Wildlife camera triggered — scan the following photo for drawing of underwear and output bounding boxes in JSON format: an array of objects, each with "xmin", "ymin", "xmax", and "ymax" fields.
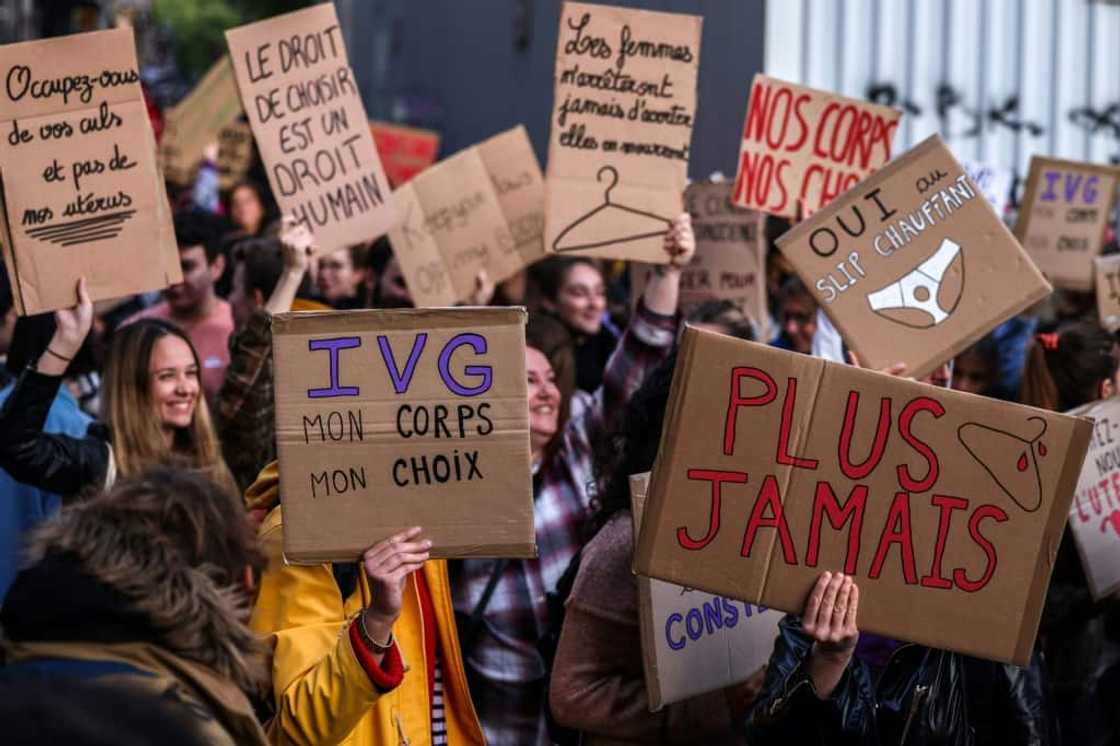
[
  {"xmin": 958, "ymin": 416, "xmax": 1048, "ymax": 513},
  {"xmin": 865, "ymin": 239, "xmax": 964, "ymax": 329}
]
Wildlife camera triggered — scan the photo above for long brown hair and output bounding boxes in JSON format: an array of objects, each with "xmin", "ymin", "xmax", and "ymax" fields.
[
  {"xmin": 103, "ymin": 319, "xmax": 231, "ymax": 487},
  {"xmin": 1020, "ymin": 323, "xmax": 1119, "ymax": 411},
  {"xmin": 526, "ymin": 312, "xmax": 576, "ymax": 465}
]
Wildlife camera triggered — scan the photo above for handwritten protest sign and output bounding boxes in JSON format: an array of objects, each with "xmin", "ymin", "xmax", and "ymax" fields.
[
  {"xmin": 1014, "ymin": 156, "xmax": 1120, "ymax": 291},
  {"xmin": 632, "ymin": 180, "xmax": 768, "ymax": 335},
  {"xmin": 631, "ymin": 472, "xmax": 779, "ymax": 710},
  {"xmin": 1067, "ymin": 397, "xmax": 1120, "ymax": 599},
  {"xmin": 545, "ymin": 2, "xmax": 700, "ymax": 262},
  {"xmin": 0, "ymin": 28, "xmax": 180, "ymax": 315},
  {"xmin": 369, "ymin": 121, "xmax": 440, "ymax": 188},
  {"xmin": 216, "ymin": 120, "xmax": 254, "ymax": 190},
  {"xmin": 159, "ymin": 56, "xmax": 243, "ymax": 186},
  {"xmin": 271, "ymin": 307, "xmax": 535, "ymax": 563},
  {"xmin": 226, "ymin": 3, "xmax": 396, "ymax": 255},
  {"xmin": 959, "ymin": 158, "xmax": 1014, "ymax": 214},
  {"xmin": 776, "ymin": 134, "xmax": 1051, "ymax": 380},
  {"xmin": 389, "ymin": 129, "xmax": 540, "ymax": 307},
  {"xmin": 478, "ymin": 125, "xmax": 546, "ymax": 267},
  {"xmin": 1094, "ymin": 254, "xmax": 1120, "ymax": 330},
  {"xmin": 634, "ymin": 328, "xmax": 1091, "ymax": 665},
  {"xmin": 732, "ymin": 75, "xmax": 901, "ymax": 219}
]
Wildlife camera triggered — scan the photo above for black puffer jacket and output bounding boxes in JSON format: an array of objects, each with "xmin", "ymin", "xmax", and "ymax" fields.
[
  {"xmin": 0, "ymin": 369, "xmax": 109, "ymax": 497},
  {"xmin": 745, "ymin": 615, "xmax": 1052, "ymax": 746}
]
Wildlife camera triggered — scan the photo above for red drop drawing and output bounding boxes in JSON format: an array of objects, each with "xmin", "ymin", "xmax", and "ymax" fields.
[
  {"xmin": 1038, "ymin": 442, "xmax": 1047, "ymax": 457},
  {"xmin": 1017, "ymin": 453, "xmax": 1029, "ymax": 472}
]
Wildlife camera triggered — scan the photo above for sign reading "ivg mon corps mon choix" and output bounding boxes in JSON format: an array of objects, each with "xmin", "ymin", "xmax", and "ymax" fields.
[
  {"xmin": 731, "ymin": 74, "xmax": 901, "ymax": 219},
  {"xmin": 634, "ymin": 328, "xmax": 1091, "ymax": 666}
]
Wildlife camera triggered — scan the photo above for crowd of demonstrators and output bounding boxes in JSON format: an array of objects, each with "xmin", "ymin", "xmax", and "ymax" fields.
[{"xmin": 0, "ymin": 151, "xmax": 1118, "ymax": 746}]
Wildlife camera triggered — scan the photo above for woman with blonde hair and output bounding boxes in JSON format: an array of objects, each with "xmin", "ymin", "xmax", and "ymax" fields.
[{"xmin": 0, "ymin": 277, "xmax": 233, "ymax": 497}]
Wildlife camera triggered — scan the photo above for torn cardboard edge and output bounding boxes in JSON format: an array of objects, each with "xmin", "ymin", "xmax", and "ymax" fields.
[{"xmin": 633, "ymin": 326, "xmax": 1092, "ymax": 666}]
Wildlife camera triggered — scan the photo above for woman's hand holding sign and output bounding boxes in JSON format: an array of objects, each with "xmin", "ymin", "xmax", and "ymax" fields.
[
  {"xmin": 803, "ymin": 571, "xmax": 860, "ymax": 699},
  {"xmin": 360, "ymin": 527, "xmax": 432, "ymax": 663}
]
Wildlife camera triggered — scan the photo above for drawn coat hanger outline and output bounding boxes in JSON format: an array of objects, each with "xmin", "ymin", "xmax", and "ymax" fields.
[{"xmin": 552, "ymin": 165, "xmax": 672, "ymax": 253}]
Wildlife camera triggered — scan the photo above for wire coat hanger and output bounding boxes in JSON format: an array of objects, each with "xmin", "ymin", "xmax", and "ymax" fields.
[{"xmin": 552, "ymin": 165, "xmax": 672, "ymax": 253}]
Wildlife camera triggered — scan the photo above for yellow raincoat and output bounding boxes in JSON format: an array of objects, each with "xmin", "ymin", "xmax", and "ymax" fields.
[{"xmin": 247, "ymin": 462, "xmax": 486, "ymax": 745}]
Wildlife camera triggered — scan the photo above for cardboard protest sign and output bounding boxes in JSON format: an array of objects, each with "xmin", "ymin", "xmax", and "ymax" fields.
[
  {"xmin": 0, "ymin": 28, "xmax": 181, "ymax": 315},
  {"xmin": 216, "ymin": 120, "xmax": 255, "ymax": 191},
  {"xmin": 1066, "ymin": 398, "xmax": 1120, "ymax": 600},
  {"xmin": 226, "ymin": 3, "xmax": 396, "ymax": 255},
  {"xmin": 388, "ymin": 146, "xmax": 522, "ymax": 308},
  {"xmin": 632, "ymin": 180, "xmax": 768, "ymax": 335},
  {"xmin": 159, "ymin": 56, "xmax": 243, "ymax": 186},
  {"xmin": 732, "ymin": 75, "xmax": 901, "ymax": 219},
  {"xmin": 776, "ymin": 134, "xmax": 1051, "ymax": 380},
  {"xmin": 633, "ymin": 327, "xmax": 1092, "ymax": 665},
  {"xmin": 369, "ymin": 121, "xmax": 440, "ymax": 188},
  {"xmin": 478, "ymin": 125, "xmax": 546, "ymax": 267},
  {"xmin": 545, "ymin": 2, "xmax": 700, "ymax": 262},
  {"xmin": 271, "ymin": 307, "xmax": 535, "ymax": 563},
  {"xmin": 1094, "ymin": 254, "xmax": 1120, "ymax": 330},
  {"xmin": 1014, "ymin": 156, "xmax": 1120, "ymax": 291},
  {"xmin": 959, "ymin": 159, "xmax": 1014, "ymax": 214},
  {"xmin": 631, "ymin": 472, "xmax": 780, "ymax": 711}
]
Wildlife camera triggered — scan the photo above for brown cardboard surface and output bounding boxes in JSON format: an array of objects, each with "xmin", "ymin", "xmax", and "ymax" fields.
[
  {"xmin": 387, "ymin": 145, "xmax": 522, "ymax": 307},
  {"xmin": 732, "ymin": 74, "xmax": 901, "ymax": 219},
  {"xmin": 272, "ymin": 307, "xmax": 536, "ymax": 563},
  {"xmin": 226, "ymin": 3, "xmax": 396, "ymax": 255},
  {"xmin": 1094, "ymin": 254, "xmax": 1120, "ymax": 331},
  {"xmin": 1014, "ymin": 157, "xmax": 1120, "ymax": 291},
  {"xmin": 776, "ymin": 134, "xmax": 1052, "ymax": 380},
  {"xmin": 1066, "ymin": 398, "xmax": 1120, "ymax": 600},
  {"xmin": 369, "ymin": 121, "xmax": 440, "ymax": 188},
  {"xmin": 631, "ymin": 472, "xmax": 780, "ymax": 711},
  {"xmin": 159, "ymin": 56, "xmax": 243, "ymax": 186},
  {"xmin": 0, "ymin": 28, "xmax": 181, "ymax": 315},
  {"xmin": 477, "ymin": 125, "xmax": 546, "ymax": 267},
  {"xmin": 216, "ymin": 120, "xmax": 255, "ymax": 191},
  {"xmin": 632, "ymin": 180, "xmax": 768, "ymax": 336},
  {"xmin": 544, "ymin": 2, "xmax": 700, "ymax": 262},
  {"xmin": 633, "ymin": 327, "xmax": 1092, "ymax": 665}
]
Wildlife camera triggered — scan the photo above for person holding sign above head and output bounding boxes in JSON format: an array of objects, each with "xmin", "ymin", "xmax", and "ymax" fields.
[
  {"xmin": 453, "ymin": 214, "xmax": 695, "ymax": 745},
  {"xmin": 0, "ymin": 278, "xmax": 234, "ymax": 499},
  {"xmin": 1020, "ymin": 324, "xmax": 1120, "ymax": 746},
  {"xmin": 745, "ymin": 571, "xmax": 1050, "ymax": 745},
  {"xmin": 245, "ymin": 463, "xmax": 487, "ymax": 745}
]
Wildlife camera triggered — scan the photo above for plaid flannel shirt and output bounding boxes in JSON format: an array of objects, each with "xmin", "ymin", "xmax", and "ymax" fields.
[
  {"xmin": 214, "ymin": 310, "xmax": 275, "ymax": 493},
  {"xmin": 452, "ymin": 301, "xmax": 678, "ymax": 689}
]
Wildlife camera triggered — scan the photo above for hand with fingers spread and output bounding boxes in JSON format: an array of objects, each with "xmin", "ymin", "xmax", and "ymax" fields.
[
  {"xmin": 802, "ymin": 571, "xmax": 860, "ymax": 699},
  {"xmin": 360, "ymin": 527, "xmax": 432, "ymax": 657},
  {"xmin": 264, "ymin": 216, "xmax": 315, "ymax": 315}
]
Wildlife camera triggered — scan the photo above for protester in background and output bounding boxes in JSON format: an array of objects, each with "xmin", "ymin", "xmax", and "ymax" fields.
[
  {"xmin": 550, "ymin": 347, "xmax": 760, "ymax": 745},
  {"xmin": 0, "ymin": 267, "xmax": 15, "ymax": 387},
  {"xmin": 773, "ymin": 276, "xmax": 817, "ymax": 354},
  {"xmin": 494, "ymin": 269, "xmax": 530, "ymax": 307},
  {"xmin": 246, "ymin": 470, "xmax": 487, "ymax": 745},
  {"xmin": 218, "ymin": 221, "xmax": 321, "ymax": 493},
  {"xmin": 370, "ymin": 239, "xmax": 414, "ymax": 309},
  {"xmin": 686, "ymin": 299, "xmax": 758, "ymax": 341},
  {"xmin": 745, "ymin": 572, "xmax": 1049, "ymax": 745},
  {"xmin": 226, "ymin": 179, "xmax": 272, "ymax": 238},
  {"xmin": 124, "ymin": 211, "xmax": 234, "ymax": 404},
  {"xmin": 0, "ymin": 278, "xmax": 234, "ymax": 497},
  {"xmin": 316, "ymin": 243, "xmax": 371, "ymax": 309},
  {"xmin": 0, "ymin": 468, "xmax": 269, "ymax": 745},
  {"xmin": 0, "ymin": 315, "xmax": 93, "ymax": 601},
  {"xmin": 454, "ymin": 215, "xmax": 694, "ymax": 745},
  {"xmin": 953, "ymin": 334, "xmax": 1001, "ymax": 397},
  {"xmin": 533, "ymin": 256, "xmax": 619, "ymax": 393},
  {"xmin": 1021, "ymin": 324, "xmax": 1120, "ymax": 746}
]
